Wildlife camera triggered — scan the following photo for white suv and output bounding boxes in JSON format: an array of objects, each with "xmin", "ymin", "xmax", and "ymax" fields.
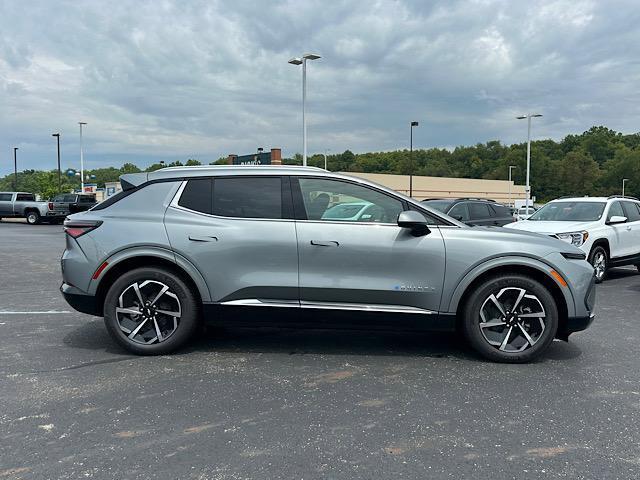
[{"xmin": 505, "ymin": 196, "xmax": 640, "ymax": 283}]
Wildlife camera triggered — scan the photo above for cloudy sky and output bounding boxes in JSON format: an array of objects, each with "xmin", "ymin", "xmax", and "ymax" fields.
[{"xmin": 1, "ymin": 0, "xmax": 639, "ymax": 174}]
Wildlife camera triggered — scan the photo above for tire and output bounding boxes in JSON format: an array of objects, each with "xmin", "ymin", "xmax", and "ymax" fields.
[
  {"xmin": 25, "ymin": 210, "xmax": 41, "ymax": 225},
  {"xmin": 588, "ymin": 245, "xmax": 608, "ymax": 283},
  {"xmin": 103, "ymin": 267, "xmax": 200, "ymax": 355},
  {"xmin": 461, "ymin": 274, "xmax": 559, "ymax": 363}
]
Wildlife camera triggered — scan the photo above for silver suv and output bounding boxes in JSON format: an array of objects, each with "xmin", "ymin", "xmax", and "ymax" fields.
[{"xmin": 60, "ymin": 166, "xmax": 596, "ymax": 362}]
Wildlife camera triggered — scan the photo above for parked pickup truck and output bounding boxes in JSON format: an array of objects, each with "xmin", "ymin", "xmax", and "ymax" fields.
[
  {"xmin": 50, "ymin": 193, "xmax": 97, "ymax": 217},
  {"xmin": 0, "ymin": 191, "xmax": 62, "ymax": 224}
]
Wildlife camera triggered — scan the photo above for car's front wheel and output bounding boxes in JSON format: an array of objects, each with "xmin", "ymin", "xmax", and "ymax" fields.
[
  {"xmin": 103, "ymin": 267, "xmax": 200, "ymax": 355},
  {"xmin": 588, "ymin": 245, "xmax": 607, "ymax": 283},
  {"xmin": 462, "ymin": 274, "xmax": 559, "ymax": 363}
]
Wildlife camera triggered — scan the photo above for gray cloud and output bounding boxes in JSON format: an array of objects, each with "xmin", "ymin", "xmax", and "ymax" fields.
[{"xmin": 1, "ymin": 0, "xmax": 639, "ymax": 173}]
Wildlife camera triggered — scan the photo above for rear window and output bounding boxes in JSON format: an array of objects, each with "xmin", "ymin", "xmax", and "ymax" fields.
[
  {"xmin": 490, "ymin": 204, "xmax": 510, "ymax": 217},
  {"xmin": 79, "ymin": 195, "xmax": 96, "ymax": 203},
  {"xmin": 16, "ymin": 193, "xmax": 35, "ymax": 201},
  {"xmin": 213, "ymin": 177, "xmax": 282, "ymax": 219},
  {"xmin": 178, "ymin": 178, "xmax": 213, "ymax": 214},
  {"xmin": 622, "ymin": 201, "xmax": 640, "ymax": 222}
]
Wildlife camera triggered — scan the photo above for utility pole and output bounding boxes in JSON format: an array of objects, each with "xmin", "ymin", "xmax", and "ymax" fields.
[
  {"xmin": 52, "ymin": 133, "xmax": 61, "ymax": 193},
  {"xmin": 13, "ymin": 147, "xmax": 18, "ymax": 190},
  {"xmin": 409, "ymin": 121, "xmax": 419, "ymax": 197}
]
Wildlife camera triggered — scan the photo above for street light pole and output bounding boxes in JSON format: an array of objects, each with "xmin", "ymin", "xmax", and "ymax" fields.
[
  {"xmin": 323, "ymin": 149, "xmax": 330, "ymax": 170},
  {"xmin": 79, "ymin": 122, "xmax": 87, "ymax": 192},
  {"xmin": 516, "ymin": 114, "xmax": 542, "ymax": 214},
  {"xmin": 622, "ymin": 178, "xmax": 629, "ymax": 197},
  {"xmin": 288, "ymin": 53, "xmax": 321, "ymax": 166},
  {"xmin": 13, "ymin": 147, "xmax": 18, "ymax": 190},
  {"xmin": 52, "ymin": 134, "xmax": 61, "ymax": 193},
  {"xmin": 409, "ymin": 121, "xmax": 419, "ymax": 197},
  {"xmin": 508, "ymin": 165, "xmax": 517, "ymax": 207}
]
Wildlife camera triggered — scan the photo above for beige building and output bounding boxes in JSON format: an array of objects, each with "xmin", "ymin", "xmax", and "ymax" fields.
[{"xmin": 341, "ymin": 172, "xmax": 527, "ymax": 205}]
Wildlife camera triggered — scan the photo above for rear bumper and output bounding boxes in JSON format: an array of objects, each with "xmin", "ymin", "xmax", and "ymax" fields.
[{"xmin": 60, "ymin": 283, "xmax": 100, "ymax": 316}]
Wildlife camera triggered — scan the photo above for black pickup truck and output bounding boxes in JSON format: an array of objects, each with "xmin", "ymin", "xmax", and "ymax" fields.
[{"xmin": 51, "ymin": 193, "xmax": 97, "ymax": 218}]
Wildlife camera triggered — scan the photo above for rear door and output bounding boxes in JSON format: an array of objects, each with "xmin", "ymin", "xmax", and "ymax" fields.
[
  {"xmin": 164, "ymin": 176, "xmax": 299, "ymax": 305},
  {"xmin": 489, "ymin": 203, "xmax": 513, "ymax": 226},
  {"xmin": 293, "ymin": 176, "xmax": 446, "ymax": 314},
  {"xmin": 0, "ymin": 193, "xmax": 14, "ymax": 215},
  {"xmin": 606, "ymin": 201, "xmax": 634, "ymax": 258},
  {"xmin": 467, "ymin": 202, "xmax": 494, "ymax": 226}
]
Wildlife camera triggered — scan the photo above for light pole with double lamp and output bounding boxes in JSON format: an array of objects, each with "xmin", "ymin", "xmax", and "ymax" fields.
[
  {"xmin": 516, "ymin": 113, "xmax": 542, "ymax": 214},
  {"xmin": 52, "ymin": 133, "xmax": 61, "ymax": 193},
  {"xmin": 409, "ymin": 121, "xmax": 419, "ymax": 197},
  {"xmin": 288, "ymin": 53, "xmax": 321, "ymax": 167}
]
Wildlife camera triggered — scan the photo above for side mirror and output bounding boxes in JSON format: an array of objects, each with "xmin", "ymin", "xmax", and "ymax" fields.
[
  {"xmin": 608, "ymin": 215, "xmax": 627, "ymax": 225},
  {"xmin": 397, "ymin": 210, "xmax": 430, "ymax": 236}
]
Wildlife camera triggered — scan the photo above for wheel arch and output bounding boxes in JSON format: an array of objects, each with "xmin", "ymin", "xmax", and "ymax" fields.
[
  {"xmin": 91, "ymin": 248, "xmax": 211, "ymax": 316},
  {"xmin": 588, "ymin": 238, "xmax": 610, "ymax": 258},
  {"xmin": 447, "ymin": 259, "xmax": 572, "ymax": 338}
]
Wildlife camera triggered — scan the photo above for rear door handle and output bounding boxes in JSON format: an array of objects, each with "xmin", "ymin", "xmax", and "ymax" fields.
[
  {"xmin": 310, "ymin": 240, "xmax": 339, "ymax": 247},
  {"xmin": 188, "ymin": 235, "xmax": 218, "ymax": 242}
]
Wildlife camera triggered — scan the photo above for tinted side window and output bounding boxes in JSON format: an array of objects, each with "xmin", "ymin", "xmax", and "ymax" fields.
[
  {"xmin": 213, "ymin": 177, "xmax": 282, "ymax": 219},
  {"xmin": 0, "ymin": 193, "xmax": 12, "ymax": 201},
  {"xmin": 468, "ymin": 202, "xmax": 492, "ymax": 219},
  {"xmin": 179, "ymin": 178, "xmax": 213, "ymax": 214},
  {"xmin": 16, "ymin": 194, "xmax": 35, "ymax": 201},
  {"xmin": 607, "ymin": 201, "xmax": 624, "ymax": 221},
  {"xmin": 448, "ymin": 203, "xmax": 469, "ymax": 221},
  {"xmin": 622, "ymin": 201, "xmax": 640, "ymax": 222},
  {"xmin": 79, "ymin": 195, "xmax": 95, "ymax": 203},
  {"xmin": 490, "ymin": 204, "xmax": 510, "ymax": 217},
  {"xmin": 63, "ymin": 195, "xmax": 77, "ymax": 202}
]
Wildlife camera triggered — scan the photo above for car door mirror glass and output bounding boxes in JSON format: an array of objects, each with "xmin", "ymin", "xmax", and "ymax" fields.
[{"xmin": 608, "ymin": 215, "xmax": 627, "ymax": 225}]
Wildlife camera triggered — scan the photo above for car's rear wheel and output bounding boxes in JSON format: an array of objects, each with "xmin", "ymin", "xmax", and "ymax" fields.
[
  {"xmin": 25, "ymin": 211, "xmax": 41, "ymax": 225},
  {"xmin": 462, "ymin": 274, "xmax": 559, "ymax": 363},
  {"xmin": 103, "ymin": 267, "xmax": 199, "ymax": 355},
  {"xmin": 588, "ymin": 245, "xmax": 607, "ymax": 283}
]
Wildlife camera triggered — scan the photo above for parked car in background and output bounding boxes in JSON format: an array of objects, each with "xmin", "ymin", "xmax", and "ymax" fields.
[
  {"xmin": 422, "ymin": 198, "xmax": 514, "ymax": 226},
  {"xmin": 505, "ymin": 196, "xmax": 640, "ymax": 283},
  {"xmin": 61, "ymin": 166, "xmax": 595, "ymax": 363},
  {"xmin": 515, "ymin": 206, "xmax": 538, "ymax": 221},
  {"xmin": 51, "ymin": 193, "xmax": 97, "ymax": 218},
  {"xmin": 0, "ymin": 191, "xmax": 61, "ymax": 224}
]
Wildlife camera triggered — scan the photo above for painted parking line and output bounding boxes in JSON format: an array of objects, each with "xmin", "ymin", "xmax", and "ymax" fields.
[{"xmin": 0, "ymin": 311, "xmax": 72, "ymax": 315}]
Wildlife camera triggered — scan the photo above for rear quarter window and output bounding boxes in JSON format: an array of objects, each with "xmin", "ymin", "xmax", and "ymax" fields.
[
  {"xmin": 0, "ymin": 193, "xmax": 12, "ymax": 201},
  {"xmin": 178, "ymin": 178, "xmax": 213, "ymax": 214}
]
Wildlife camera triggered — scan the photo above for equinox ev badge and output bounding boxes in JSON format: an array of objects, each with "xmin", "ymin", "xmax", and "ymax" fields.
[{"xmin": 394, "ymin": 285, "xmax": 436, "ymax": 292}]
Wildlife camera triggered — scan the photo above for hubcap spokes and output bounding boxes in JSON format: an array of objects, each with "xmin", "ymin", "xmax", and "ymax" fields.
[
  {"xmin": 479, "ymin": 287, "xmax": 546, "ymax": 353},
  {"xmin": 593, "ymin": 253, "xmax": 606, "ymax": 279},
  {"xmin": 116, "ymin": 280, "xmax": 181, "ymax": 345}
]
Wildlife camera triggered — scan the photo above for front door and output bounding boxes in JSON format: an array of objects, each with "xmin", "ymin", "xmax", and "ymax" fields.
[
  {"xmin": 293, "ymin": 177, "xmax": 446, "ymax": 313},
  {"xmin": 165, "ymin": 176, "xmax": 299, "ymax": 305}
]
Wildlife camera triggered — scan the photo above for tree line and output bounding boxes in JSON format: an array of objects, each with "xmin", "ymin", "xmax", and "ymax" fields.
[{"xmin": 2, "ymin": 126, "xmax": 639, "ymax": 201}]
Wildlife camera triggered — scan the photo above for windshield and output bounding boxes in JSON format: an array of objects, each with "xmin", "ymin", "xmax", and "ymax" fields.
[
  {"xmin": 423, "ymin": 200, "xmax": 453, "ymax": 213},
  {"xmin": 528, "ymin": 201, "xmax": 605, "ymax": 221},
  {"xmin": 322, "ymin": 203, "xmax": 368, "ymax": 219}
]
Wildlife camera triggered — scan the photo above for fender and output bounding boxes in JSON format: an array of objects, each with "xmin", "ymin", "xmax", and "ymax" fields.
[
  {"xmin": 443, "ymin": 255, "xmax": 577, "ymax": 317},
  {"xmin": 86, "ymin": 245, "xmax": 212, "ymax": 302}
]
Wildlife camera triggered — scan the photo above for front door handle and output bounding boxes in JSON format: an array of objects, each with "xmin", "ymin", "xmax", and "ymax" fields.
[
  {"xmin": 310, "ymin": 240, "xmax": 339, "ymax": 247},
  {"xmin": 188, "ymin": 235, "xmax": 218, "ymax": 242},
  {"xmin": 626, "ymin": 226, "xmax": 632, "ymax": 231}
]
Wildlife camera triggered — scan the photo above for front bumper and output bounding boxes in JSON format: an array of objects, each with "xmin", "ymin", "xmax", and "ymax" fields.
[{"xmin": 61, "ymin": 283, "xmax": 100, "ymax": 316}]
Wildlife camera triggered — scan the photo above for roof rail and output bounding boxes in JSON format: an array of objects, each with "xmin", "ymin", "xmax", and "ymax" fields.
[
  {"xmin": 455, "ymin": 197, "xmax": 497, "ymax": 202},
  {"xmin": 608, "ymin": 195, "xmax": 639, "ymax": 201}
]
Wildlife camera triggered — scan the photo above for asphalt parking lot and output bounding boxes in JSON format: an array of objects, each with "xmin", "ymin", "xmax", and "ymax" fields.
[{"xmin": 1, "ymin": 221, "xmax": 639, "ymax": 479}]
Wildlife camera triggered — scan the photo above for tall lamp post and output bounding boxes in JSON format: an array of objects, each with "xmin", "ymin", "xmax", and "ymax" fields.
[
  {"xmin": 409, "ymin": 121, "xmax": 419, "ymax": 197},
  {"xmin": 516, "ymin": 113, "xmax": 542, "ymax": 214},
  {"xmin": 288, "ymin": 53, "xmax": 321, "ymax": 166},
  {"xmin": 622, "ymin": 178, "xmax": 629, "ymax": 197},
  {"xmin": 52, "ymin": 133, "xmax": 61, "ymax": 193},
  {"xmin": 79, "ymin": 122, "xmax": 87, "ymax": 192},
  {"xmin": 323, "ymin": 149, "xmax": 330, "ymax": 170},
  {"xmin": 13, "ymin": 147, "xmax": 18, "ymax": 190},
  {"xmin": 508, "ymin": 165, "xmax": 517, "ymax": 207}
]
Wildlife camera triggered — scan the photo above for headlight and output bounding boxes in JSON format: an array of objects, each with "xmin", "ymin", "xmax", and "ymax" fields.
[{"xmin": 556, "ymin": 231, "xmax": 589, "ymax": 247}]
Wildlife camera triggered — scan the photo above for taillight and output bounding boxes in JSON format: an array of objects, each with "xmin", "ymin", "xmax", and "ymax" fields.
[
  {"xmin": 48, "ymin": 202, "xmax": 54, "ymax": 210},
  {"xmin": 64, "ymin": 220, "xmax": 102, "ymax": 238}
]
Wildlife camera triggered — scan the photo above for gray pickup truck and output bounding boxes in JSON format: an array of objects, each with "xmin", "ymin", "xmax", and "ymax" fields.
[{"xmin": 0, "ymin": 191, "xmax": 63, "ymax": 224}]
